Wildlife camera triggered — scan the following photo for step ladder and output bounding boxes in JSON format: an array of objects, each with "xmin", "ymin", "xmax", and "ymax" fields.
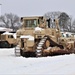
[{"xmin": 15, "ymin": 45, "xmax": 20, "ymax": 56}]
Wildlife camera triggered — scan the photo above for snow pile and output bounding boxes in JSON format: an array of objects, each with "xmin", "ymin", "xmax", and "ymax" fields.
[
  {"xmin": 34, "ymin": 27, "xmax": 44, "ymax": 31},
  {"xmin": 20, "ymin": 35, "xmax": 34, "ymax": 41}
]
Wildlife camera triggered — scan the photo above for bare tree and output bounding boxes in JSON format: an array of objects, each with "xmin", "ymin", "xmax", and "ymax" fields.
[
  {"xmin": 64, "ymin": 16, "xmax": 75, "ymax": 32},
  {"xmin": 0, "ymin": 13, "xmax": 21, "ymax": 31},
  {"xmin": 58, "ymin": 12, "xmax": 70, "ymax": 31},
  {"xmin": 0, "ymin": 14, "xmax": 9, "ymax": 28},
  {"xmin": 71, "ymin": 18, "xmax": 75, "ymax": 32},
  {"xmin": 44, "ymin": 11, "xmax": 71, "ymax": 32},
  {"xmin": 44, "ymin": 11, "xmax": 61, "ymax": 28}
]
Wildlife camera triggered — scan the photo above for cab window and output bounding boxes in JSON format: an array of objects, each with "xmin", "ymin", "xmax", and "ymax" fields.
[
  {"xmin": 66, "ymin": 34, "xmax": 69, "ymax": 37},
  {"xmin": 8, "ymin": 35, "xmax": 13, "ymax": 38},
  {"xmin": 25, "ymin": 19, "xmax": 37, "ymax": 27}
]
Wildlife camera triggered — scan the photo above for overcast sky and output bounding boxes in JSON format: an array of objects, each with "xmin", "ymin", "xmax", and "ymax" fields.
[{"xmin": 0, "ymin": 0, "xmax": 75, "ymax": 17}]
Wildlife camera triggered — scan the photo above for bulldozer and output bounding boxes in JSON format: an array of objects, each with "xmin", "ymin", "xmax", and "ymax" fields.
[
  {"xmin": 0, "ymin": 32, "xmax": 16, "ymax": 48},
  {"xmin": 15, "ymin": 16, "xmax": 75, "ymax": 57}
]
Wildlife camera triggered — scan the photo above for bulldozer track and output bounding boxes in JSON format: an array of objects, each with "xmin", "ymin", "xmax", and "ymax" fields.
[
  {"xmin": 36, "ymin": 36, "xmax": 48, "ymax": 57},
  {"xmin": 35, "ymin": 36, "xmax": 64, "ymax": 57},
  {"xmin": 15, "ymin": 45, "xmax": 20, "ymax": 56}
]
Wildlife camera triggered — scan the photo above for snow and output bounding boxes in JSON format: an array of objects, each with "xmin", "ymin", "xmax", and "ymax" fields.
[
  {"xmin": 0, "ymin": 27, "xmax": 13, "ymax": 31},
  {"xmin": 2, "ymin": 31, "xmax": 13, "ymax": 35},
  {"xmin": 0, "ymin": 48, "xmax": 75, "ymax": 74},
  {"xmin": 20, "ymin": 35, "xmax": 34, "ymax": 41},
  {"xmin": 13, "ymin": 33, "xmax": 16, "ymax": 39},
  {"xmin": 2, "ymin": 32, "xmax": 16, "ymax": 39},
  {"xmin": 34, "ymin": 27, "xmax": 44, "ymax": 31}
]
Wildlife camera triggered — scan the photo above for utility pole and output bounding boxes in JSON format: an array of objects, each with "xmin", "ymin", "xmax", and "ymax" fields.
[{"xmin": 0, "ymin": 4, "xmax": 2, "ymax": 16}]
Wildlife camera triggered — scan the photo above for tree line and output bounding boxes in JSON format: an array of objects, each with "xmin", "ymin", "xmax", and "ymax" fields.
[
  {"xmin": 44, "ymin": 11, "xmax": 75, "ymax": 32},
  {"xmin": 0, "ymin": 12, "xmax": 75, "ymax": 32},
  {"xmin": 0, "ymin": 13, "xmax": 21, "ymax": 31}
]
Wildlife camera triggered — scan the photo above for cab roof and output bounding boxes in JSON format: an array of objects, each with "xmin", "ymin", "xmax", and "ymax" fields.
[{"xmin": 21, "ymin": 16, "xmax": 43, "ymax": 21}]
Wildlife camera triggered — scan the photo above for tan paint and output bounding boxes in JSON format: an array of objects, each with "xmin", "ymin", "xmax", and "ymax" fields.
[
  {"xmin": 16, "ymin": 16, "xmax": 75, "ymax": 55},
  {"xmin": 1, "ymin": 34, "xmax": 17, "ymax": 45}
]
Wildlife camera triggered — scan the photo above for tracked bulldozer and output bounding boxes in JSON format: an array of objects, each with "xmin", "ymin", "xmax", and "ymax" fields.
[{"xmin": 15, "ymin": 16, "xmax": 75, "ymax": 57}]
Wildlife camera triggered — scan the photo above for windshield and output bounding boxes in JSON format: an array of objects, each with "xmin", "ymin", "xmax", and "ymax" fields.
[{"xmin": 25, "ymin": 19, "xmax": 37, "ymax": 27}]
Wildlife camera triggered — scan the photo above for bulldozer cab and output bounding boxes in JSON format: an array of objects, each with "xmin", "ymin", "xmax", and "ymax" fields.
[
  {"xmin": 21, "ymin": 16, "xmax": 60, "ymax": 29},
  {"xmin": 21, "ymin": 16, "xmax": 46, "ymax": 28}
]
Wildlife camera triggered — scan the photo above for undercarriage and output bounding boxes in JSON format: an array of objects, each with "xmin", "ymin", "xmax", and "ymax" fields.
[{"xmin": 17, "ymin": 36, "xmax": 75, "ymax": 57}]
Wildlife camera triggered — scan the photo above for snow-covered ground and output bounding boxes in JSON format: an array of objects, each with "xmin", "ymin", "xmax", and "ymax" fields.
[{"xmin": 0, "ymin": 48, "xmax": 75, "ymax": 75}]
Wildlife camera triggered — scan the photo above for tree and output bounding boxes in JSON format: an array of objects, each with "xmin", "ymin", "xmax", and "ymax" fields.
[
  {"xmin": 44, "ymin": 11, "xmax": 71, "ymax": 32},
  {"xmin": 44, "ymin": 11, "xmax": 61, "ymax": 28},
  {"xmin": 0, "ymin": 14, "xmax": 9, "ymax": 28},
  {"xmin": 0, "ymin": 13, "xmax": 21, "ymax": 31},
  {"xmin": 58, "ymin": 12, "xmax": 70, "ymax": 31},
  {"xmin": 71, "ymin": 18, "xmax": 75, "ymax": 32}
]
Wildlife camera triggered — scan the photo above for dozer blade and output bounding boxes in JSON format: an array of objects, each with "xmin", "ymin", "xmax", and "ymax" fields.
[
  {"xmin": 43, "ymin": 48, "xmax": 75, "ymax": 56},
  {"xmin": 50, "ymin": 49, "xmax": 70, "ymax": 56},
  {"xmin": 49, "ymin": 38, "xmax": 64, "ymax": 49}
]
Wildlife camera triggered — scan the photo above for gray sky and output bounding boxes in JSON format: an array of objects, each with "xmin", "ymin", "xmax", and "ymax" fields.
[{"xmin": 0, "ymin": 0, "xmax": 75, "ymax": 17}]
